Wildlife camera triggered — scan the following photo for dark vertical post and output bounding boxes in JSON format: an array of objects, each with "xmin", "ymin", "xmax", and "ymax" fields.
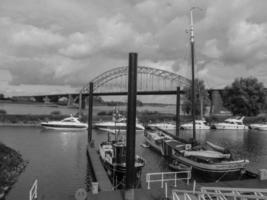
[
  {"xmin": 81, "ymin": 96, "xmax": 86, "ymax": 109},
  {"xmin": 126, "ymin": 53, "xmax": 137, "ymax": 189},
  {"xmin": 209, "ymin": 90, "xmax": 213, "ymax": 116},
  {"xmin": 191, "ymin": 39, "xmax": 196, "ymax": 142},
  {"xmin": 190, "ymin": 9, "xmax": 196, "ymax": 142},
  {"xmin": 176, "ymin": 87, "xmax": 180, "ymax": 137},
  {"xmin": 88, "ymin": 82, "xmax": 93, "ymax": 143}
]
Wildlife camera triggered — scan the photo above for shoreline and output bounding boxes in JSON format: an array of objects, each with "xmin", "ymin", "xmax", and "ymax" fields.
[
  {"xmin": 0, "ymin": 143, "xmax": 28, "ymax": 199},
  {"xmin": 0, "ymin": 123, "xmax": 41, "ymax": 127}
]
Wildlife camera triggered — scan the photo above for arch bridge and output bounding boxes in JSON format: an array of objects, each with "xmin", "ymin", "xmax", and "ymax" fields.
[{"xmin": 81, "ymin": 66, "xmax": 191, "ymax": 94}]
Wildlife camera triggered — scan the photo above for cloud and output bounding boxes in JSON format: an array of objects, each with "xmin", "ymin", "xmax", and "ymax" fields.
[
  {"xmin": 11, "ymin": 26, "xmax": 64, "ymax": 47},
  {"xmin": 0, "ymin": 0, "xmax": 267, "ymax": 97},
  {"xmin": 202, "ymin": 39, "xmax": 222, "ymax": 58}
]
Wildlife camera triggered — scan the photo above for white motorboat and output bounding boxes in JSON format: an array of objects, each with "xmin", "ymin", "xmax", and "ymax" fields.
[
  {"xmin": 94, "ymin": 119, "xmax": 144, "ymax": 131},
  {"xmin": 211, "ymin": 116, "xmax": 248, "ymax": 130},
  {"xmin": 249, "ymin": 123, "xmax": 267, "ymax": 131},
  {"xmin": 180, "ymin": 120, "xmax": 210, "ymax": 130},
  {"xmin": 94, "ymin": 109, "xmax": 144, "ymax": 131},
  {"xmin": 41, "ymin": 115, "xmax": 88, "ymax": 130},
  {"xmin": 147, "ymin": 122, "xmax": 176, "ymax": 130}
]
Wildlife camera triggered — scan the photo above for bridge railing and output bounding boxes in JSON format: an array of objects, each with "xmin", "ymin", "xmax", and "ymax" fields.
[{"xmin": 146, "ymin": 170, "xmax": 191, "ymax": 190}]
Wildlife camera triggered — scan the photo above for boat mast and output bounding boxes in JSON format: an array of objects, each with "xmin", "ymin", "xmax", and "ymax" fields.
[{"xmin": 190, "ymin": 8, "xmax": 196, "ymax": 142}]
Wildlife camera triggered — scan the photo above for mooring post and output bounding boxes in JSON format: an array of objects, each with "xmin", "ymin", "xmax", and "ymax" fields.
[
  {"xmin": 176, "ymin": 87, "xmax": 180, "ymax": 137},
  {"xmin": 88, "ymin": 82, "xmax": 93, "ymax": 143},
  {"xmin": 126, "ymin": 52, "xmax": 137, "ymax": 189}
]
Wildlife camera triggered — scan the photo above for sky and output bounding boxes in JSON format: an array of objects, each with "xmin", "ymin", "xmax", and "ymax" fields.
[{"xmin": 0, "ymin": 0, "xmax": 267, "ymax": 97}]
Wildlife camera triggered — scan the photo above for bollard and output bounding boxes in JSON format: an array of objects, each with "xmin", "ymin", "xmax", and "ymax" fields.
[{"xmin": 91, "ymin": 182, "xmax": 99, "ymax": 194}]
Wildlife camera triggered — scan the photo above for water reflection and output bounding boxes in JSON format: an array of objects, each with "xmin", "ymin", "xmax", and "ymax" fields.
[{"xmin": 1, "ymin": 126, "xmax": 267, "ymax": 200}]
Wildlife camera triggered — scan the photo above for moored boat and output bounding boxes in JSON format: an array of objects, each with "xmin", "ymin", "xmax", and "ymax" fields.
[
  {"xmin": 144, "ymin": 126, "xmax": 173, "ymax": 154},
  {"xmin": 94, "ymin": 109, "xmax": 144, "ymax": 131},
  {"xmin": 41, "ymin": 115, "xmax": 88, "ymax": 130},
  {"xmin": 94, "ymin": 119, "xmax": 145, "ymax": 131},
  {"xmin": 163, "ymin": 139, "xmax": 249, "ymax": 180},
  {"xmin": 99, "ymin": 139, "xmax": 145, "ymax": 189},
  {"xmin": 211, "ymin": 116, "xmax": 248, "ymax": 130},
  {"xmin": 249, "ymin": 123, "xmax": 267, "ymax": 131},
  {"xmin": 180, "ymin": 120, "xmax": 210, "ymax": 130},
  {"xmin": 144, "ymin": 127, "xmax": 249, "ymax": 180},
  {"xmin": 147, "ymin": 122, "xmax": 176, "ymax": 130}
]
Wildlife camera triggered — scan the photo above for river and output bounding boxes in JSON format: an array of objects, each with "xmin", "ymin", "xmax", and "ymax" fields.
[{"xmin": 1, "ymin": 126, "xmax": 267, "ymax": 200}]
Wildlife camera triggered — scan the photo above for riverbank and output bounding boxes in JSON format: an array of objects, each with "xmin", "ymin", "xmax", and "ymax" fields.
[
  {"xmin": 0, "ymin": 143, "xmax": 27, "ymax": 199},
  {"xmin": 0, "ymin": 111, "xmax": 266, "ymax": 126}
]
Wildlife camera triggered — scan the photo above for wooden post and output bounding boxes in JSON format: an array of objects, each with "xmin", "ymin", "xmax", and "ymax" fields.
[
  {"xmin": 176, "ymin": 87, "xmax": 180, "ymax": 137},
  {"xmin": 88, "ymin": 82, "xmax": 93, "ymax": 143},
  {"xmin": 126, "ymin": 53, "xmax": 137, "ymax": 189}
]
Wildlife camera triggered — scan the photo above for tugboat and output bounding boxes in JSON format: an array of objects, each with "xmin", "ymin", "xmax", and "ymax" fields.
[{"xmin": 99, "ymin": 133, "xmax": 145, "ymax": 189}]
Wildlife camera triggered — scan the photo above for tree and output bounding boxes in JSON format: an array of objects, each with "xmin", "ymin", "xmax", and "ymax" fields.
[
  {"xmin": 222, "ymin": 77, "xmax": 266, "ymax": 116},
  {"xmin": 182, "ymin": 79, "xmax": 210, "ymax": 118}
]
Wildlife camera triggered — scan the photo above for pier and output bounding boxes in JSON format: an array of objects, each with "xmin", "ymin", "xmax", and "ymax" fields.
[{"xmin": 87, "ymin": 145, "xmax": 113, "ymax": 192}]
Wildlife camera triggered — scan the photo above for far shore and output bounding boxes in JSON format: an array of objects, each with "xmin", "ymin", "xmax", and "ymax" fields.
[{"xmin": 0, "ymin": 123, "xmax": 41, "ymax": 127}]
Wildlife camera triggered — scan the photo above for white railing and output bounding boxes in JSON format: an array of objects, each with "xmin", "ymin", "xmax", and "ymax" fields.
[
  {"xmin": 146, "ymin": 170, "xmax": 191, "ymax": 190},
  {"xmin": 29, "ymin": 179, "xmax": 38, "ymax": 200},
  {"xmin": 172, "ymin": 187, "xmax": 267, "ymax": 200},
  {"xmin": 201, "ymin": 187, "xmax": 267, "ymax": 200}
]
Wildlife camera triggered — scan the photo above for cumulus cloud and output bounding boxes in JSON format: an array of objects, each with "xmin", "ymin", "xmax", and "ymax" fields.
[{"xmin": 0, "ymin": 0, "xmax": 267, "ymax": 96}]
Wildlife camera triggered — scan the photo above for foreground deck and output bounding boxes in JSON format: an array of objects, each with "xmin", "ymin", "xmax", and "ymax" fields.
[{"xmin": 87, "ymin": 144, "xmax": 267, "ymax": 200}]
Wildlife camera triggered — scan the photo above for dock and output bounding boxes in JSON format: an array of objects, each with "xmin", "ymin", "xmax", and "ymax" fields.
[{"xmin": 87, "ymin": 144, "xmax": 113, "ymax": 192}]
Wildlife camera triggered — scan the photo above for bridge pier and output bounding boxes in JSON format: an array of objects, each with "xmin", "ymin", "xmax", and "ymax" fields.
[
  {"xmin": 67, "ymin": 94, "xmax": 74, "ymax": 106},
  {"xmin": 88, "ymin": 82, "xmax": 94, "ymax": 143}
]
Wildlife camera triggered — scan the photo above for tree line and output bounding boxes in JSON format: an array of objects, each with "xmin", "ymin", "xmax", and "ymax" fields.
[{"xmin": 183, "ymin": 77, "xmax": 266, "ymax": 117}]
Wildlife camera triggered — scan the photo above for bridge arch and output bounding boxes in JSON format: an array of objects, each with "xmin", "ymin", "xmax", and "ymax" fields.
[{"xmin": 81, "ymin": 66, "xmax": 190, "ymax": 93}]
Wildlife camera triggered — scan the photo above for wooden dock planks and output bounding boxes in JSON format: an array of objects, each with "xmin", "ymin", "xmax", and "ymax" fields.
[{"xmin": 87, "ymin": 145, "xmax": 113, "ymax": 192}]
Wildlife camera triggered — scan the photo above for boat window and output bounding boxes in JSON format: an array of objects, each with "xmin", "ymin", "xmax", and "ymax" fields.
[{"xmin": 63, "ymin": 119, "xmax": 75, "ymax": 122}]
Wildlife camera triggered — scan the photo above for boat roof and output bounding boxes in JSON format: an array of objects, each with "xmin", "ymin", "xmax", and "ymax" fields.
[{"xmin": 164, "ymin": 140, "xmax": 187, "ymax": 150}]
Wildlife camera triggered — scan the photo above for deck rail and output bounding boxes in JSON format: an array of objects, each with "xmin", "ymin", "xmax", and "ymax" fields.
[
  {"xmin": 29, "ymin": 179, "xmax": 38, "ymax": 200},
  {"xmin": 146, "ymin": 170, "xmax": 191, "ymax": 190},
  {"xmin": 172, "ymin": 187, "xmax": 267, "ymax": 200}
]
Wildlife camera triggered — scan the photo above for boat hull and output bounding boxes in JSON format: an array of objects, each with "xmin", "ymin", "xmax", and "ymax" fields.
[
  {"xmin": 148, "ymin": 124, "xmax": 176, "ymax": 130},
  {"xmin": 94, "ymin": 122, "xmax": 144, "ymax": 131},
  {"xmin": 180, "ymin": 125, "xmax": 210, "ymax": 130},
  {"xmin": 249, "ymin": 124, "xmax": 267, "ymax": 131},
  {"xmin": 171, "ymin": 155, "xmax": 248, "ymax": 181},
  {"xmin": 99, "ymin": 156, "xmax": 143, "ymax": 189},
  {"xmin": 212, "ymin": 123, "xmax": 248, "ymax": 130},
  {"xmin": 41, "ymin": 123, "xmax": 88, "ymax": 130},
  {"xmin": 143, "ymin": 135, "xmax": 163, "ymax": 155}
]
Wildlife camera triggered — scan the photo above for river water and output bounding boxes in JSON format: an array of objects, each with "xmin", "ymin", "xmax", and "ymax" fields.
[
  {"xmin": 0, "ymin": 103, "xmax": 267, "ymax": 199},
  {"xmin": 1, "ymin": 127, "xmax": 267, "ymax": 200}
]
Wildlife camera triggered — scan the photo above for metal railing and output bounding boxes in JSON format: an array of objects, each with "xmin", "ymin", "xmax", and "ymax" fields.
[
  {"xmin": 172, "ymin": 187, "xmax": 267, "ymax": 200},
  {"xmin": 29, "ymin": 179, "xmax": 38, "ymax": 200},
  {"xmin": 146, "ymin": 170, "xmax": 191, "ymax": 190}
]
